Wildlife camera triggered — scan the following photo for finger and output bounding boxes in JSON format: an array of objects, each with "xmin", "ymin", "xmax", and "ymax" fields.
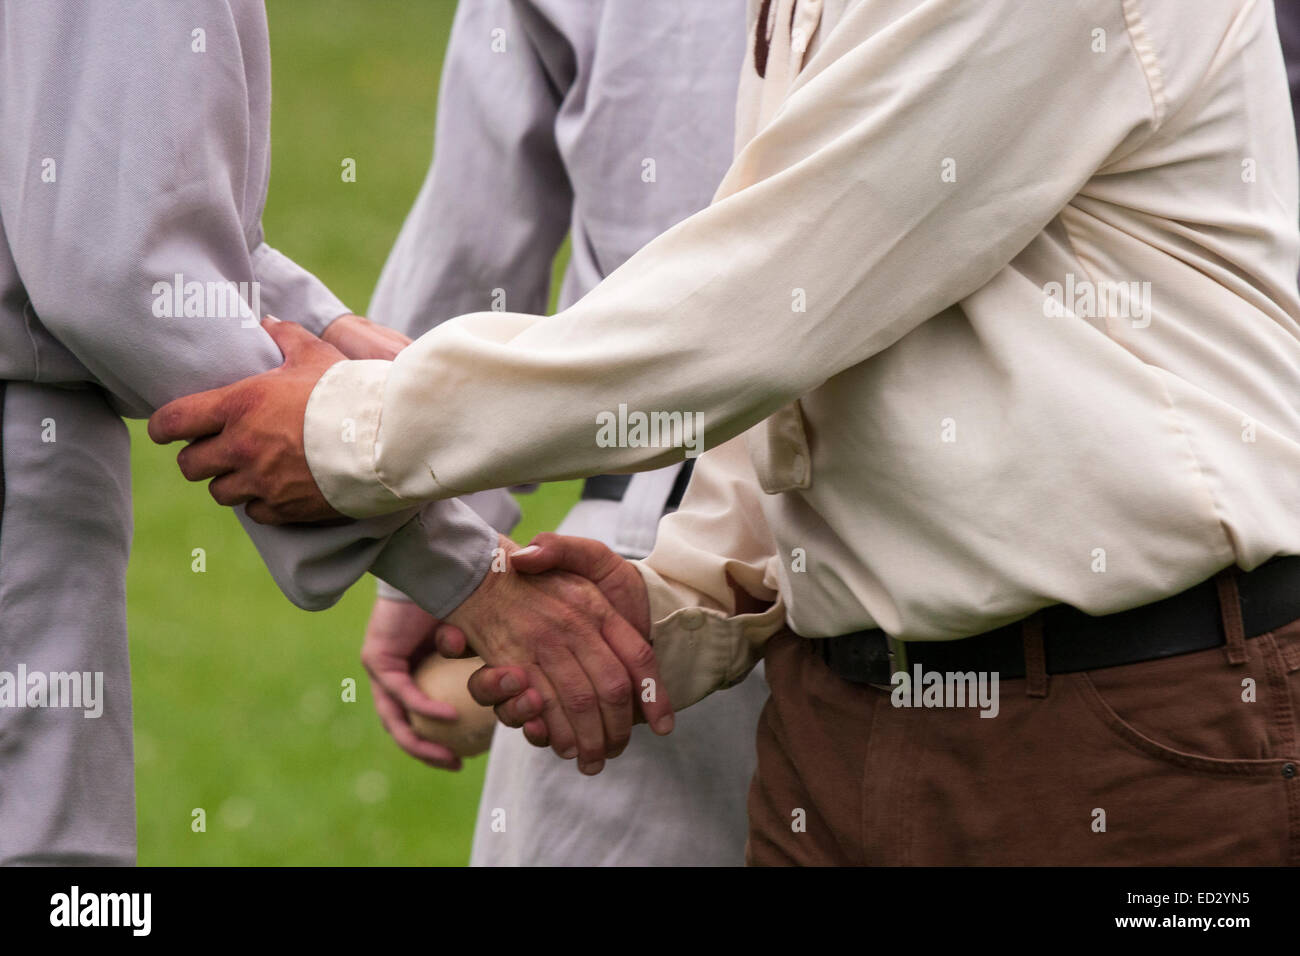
[
  {"xmin": 148, "ymin": 388, "xmax": 233, "ymax": 444},
  {"xmin": 466, "ymin": 665, "xmax": 528, "ymax": 706},
  {"xmin": 207, "ymin": 472, "xmax": 256, "ymax": 508},
  {"xmin": 510, "ymin": 533, "xmax": 622, "ymax": 581},
  {"xmin": 522, "ymin": 718, "xmax": 549, "ymax": 749},
  {"xmin": 372, "ymin": 688, "xmax": 462, "ymax": 770},
  {"xmin": 376, "ymin": 669, "xmax": 459, "ymax": 721},
  {"xmin": 175, "ymin": 436, "xmax": 239, "ymax": 483},
  {"xmin": 601, "ymin": 606, "xmax": 674, "ymax": 736},
  {"xmin": 493, "ymin": 689, "xmax": 545, "ymax": 728},
  {"xmin": 563, "ymin": 624, "xmax": 633, "ymax": 760},
  {"xmin": 433, "ymin": 623, "xmax": 470, "ymax": 658},
  {"xmin": 531, "ymin": 646, "xmax": 608, "ymax": 774},
  {"xmin": 464, "ymin": 667, "xmax": 550, "ymax": 736},
  {"xmin": 519, "ymin": 664, "xmax": 579, "ymax": 762},
  {"xmin": 574, "ymin": 632, "xmax": 634, "ymax": 759},
  {"xmin": 243, "ymin": 499, "xmax": 286, "ymax": 526},
  {"xmin": 261, "ymin": 315, "xmax": 321, "ymax": 362}
]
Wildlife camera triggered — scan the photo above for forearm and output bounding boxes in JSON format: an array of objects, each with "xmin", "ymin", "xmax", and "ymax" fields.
[{"xmin": 303, "ymin": 0, "xmax": 1155, "ymax": 518}]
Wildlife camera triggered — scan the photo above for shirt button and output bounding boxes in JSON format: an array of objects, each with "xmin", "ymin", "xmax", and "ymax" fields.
[
  {"xmin": 1283, "ymin": 763, "xmax": 1297, "ymax": 780},
  {"xmin": 679, "ymin": 609, "xmax": 705, "ymax": 631},
  {"xmin": 792, "ymin": 453, "xmax": 808, "ymax": 484}
]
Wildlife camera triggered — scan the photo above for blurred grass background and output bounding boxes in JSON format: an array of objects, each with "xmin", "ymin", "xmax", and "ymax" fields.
[{"xmin": 126, "ymin": 0, "xmax": 577, "ymax": 865}]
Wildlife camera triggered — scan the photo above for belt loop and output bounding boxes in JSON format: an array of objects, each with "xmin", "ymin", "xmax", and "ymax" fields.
[
  {"xmin": 1022, "ymin": 612, "xmax": 1048, "ymax": 698},
  {"xmin": 1215, "ymin": 568, "xmax": 1249, "ymax": 666}
]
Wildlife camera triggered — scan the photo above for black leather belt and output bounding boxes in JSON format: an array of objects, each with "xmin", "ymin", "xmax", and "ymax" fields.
[
  {"xmin": 820, "ymin": 555, "xmax": 1300, "ymax": 685},
  {"xmin": 580, "ymin": 459, "xmax": 695, "ymax": 510}
]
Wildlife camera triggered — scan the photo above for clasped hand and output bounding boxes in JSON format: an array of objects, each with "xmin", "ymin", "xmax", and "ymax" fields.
[
  {"xmin": 362, "ymin": 533, "xmax": 668, "ymax": 776},
  {"xmin": 436, "ymin": 534, "xmax": 668, "ymax": 775},
  {"xmin": 148, "ymin": 314, "xmax": 670, "ymax": 772}
]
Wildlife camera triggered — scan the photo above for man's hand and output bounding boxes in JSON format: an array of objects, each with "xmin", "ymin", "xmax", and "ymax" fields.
[
  {"xmin": 321, "ymin": 313, "xmax": 411, "ymax": 361},
  {"xmin": 449, "ymin": 534, "xmax": 656, "ymax": 761},
  {"xmin": 444, "ymin": 535, "xmax": 671, "ymax": 776},
  {"xmin": 148, "ymin": 316, "xmax": 344, "ymax": 525},
  {"xmin": 362, "ymin": 597, "xmax": 486, "ymax": 769}
]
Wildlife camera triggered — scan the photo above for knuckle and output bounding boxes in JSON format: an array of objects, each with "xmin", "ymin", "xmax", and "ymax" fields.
[
  {"xmin": 597, "ymin": 676, "xmax": 632, "ymax": 707},
  {"xmin": 577, "ymin": 740, "xmax": 604, "ymax": 762},
  {"xmin": 625, "ymin": 639, "xmax": 657, "ymax": 673},
  {"xmin": 494, "ymin": 703, "xmax": 523, "ymax": 728},
  {"xmin": 230, "ymin": 437, "xmax": 259, "ymax": 465},
  {"xmin": 563, "ymin": 688, "xmax": 598, "ymax": 716}
]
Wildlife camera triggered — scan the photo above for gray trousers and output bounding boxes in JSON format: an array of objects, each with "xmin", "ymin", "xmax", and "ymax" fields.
[{"xmin": 0, "ymin": 382, "xmax": 136, "ymax": 865}]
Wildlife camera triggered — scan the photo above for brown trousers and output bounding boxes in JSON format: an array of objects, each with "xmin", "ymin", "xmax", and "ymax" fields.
[{"xmin": 747, "ymin": 603, "xmax": 1300, "ymax": 865}]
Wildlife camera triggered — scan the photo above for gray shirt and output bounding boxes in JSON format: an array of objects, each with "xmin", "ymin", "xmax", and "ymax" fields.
[{"xmin": 0, "ymin": 0, "xmax": 496, "ymax": 618}]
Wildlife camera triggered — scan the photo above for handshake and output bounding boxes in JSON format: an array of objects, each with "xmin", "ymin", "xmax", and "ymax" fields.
[
  {"xmin": 149, "ymin": 313, "xmax": 673, "ymax": 774},
  {"xmin": 362, "ymin": 532, "xmax": 671, "ymax": 777},
  {"xmin": 326, "ymin": 316, "xmax": 674, "ymax": 775}
]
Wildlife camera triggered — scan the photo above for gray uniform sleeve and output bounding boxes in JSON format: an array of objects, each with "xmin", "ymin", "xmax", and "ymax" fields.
[
  {"xmin": 0, "ymin": 0, "xmax": 494, "ymax": 616},
  {"xmin": 371, "ymin": 0, "xmax": 578, "ymax": 601},
  {"xmin": 369, "ymin": 0, "xmax": 574, "ymax": 331}
]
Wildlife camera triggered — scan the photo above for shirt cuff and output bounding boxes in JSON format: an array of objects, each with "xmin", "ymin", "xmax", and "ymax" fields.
[
  {"xmin": 304, "ymin": 359, "xmax": 415, "ymax": 518},
  {"xmin": 250, "ymin": 242, "xmax": 350, "ymax": 336},
  {"xmin": 369, "ymin": 500, "xmax": 499, "ymax": 620},
  {"xmin": 374, "ymin": 490, "xmax": 520, "ymax": 604},
  {"xmin": 634, "ymin": 561, "xmax": 787, "ymax": 712},
  {"xmin": 374, "ymin": 580, "xmax": 413, "ymax": 603}
]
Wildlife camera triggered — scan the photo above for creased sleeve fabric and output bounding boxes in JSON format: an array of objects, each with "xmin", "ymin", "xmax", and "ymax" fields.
[
  {"xmin": 0, "ymin": 0, "xmax": 495, "ymax": 615},
  {"xmin": 304, "ymin": 0, "xmax": 1158, "ymax": 517}
]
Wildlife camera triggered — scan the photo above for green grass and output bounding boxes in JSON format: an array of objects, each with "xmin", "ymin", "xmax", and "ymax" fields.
[{"xmin": 127, "ymin": 0, "xmax": 576, "ymax": 866}]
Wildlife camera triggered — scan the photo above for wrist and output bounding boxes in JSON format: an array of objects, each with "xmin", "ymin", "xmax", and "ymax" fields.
[{"xmin": 445, "ymin": 534, "xmax": 517, "ymax": 630}]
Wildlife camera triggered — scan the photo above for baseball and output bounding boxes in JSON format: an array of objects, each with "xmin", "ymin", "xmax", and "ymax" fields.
[{"xmin": 408, "ymin": 656, "xmax": 498, "ymax": 758}]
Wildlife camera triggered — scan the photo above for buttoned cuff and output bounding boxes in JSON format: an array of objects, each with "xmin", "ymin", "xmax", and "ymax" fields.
[
  {"xmin": 634, "ymin": 561, "xmax": 787, "ymax": 712},
  {"xmin": 369, "ymin": 502, "xmax": 499, "ymax": 620},
  {"xmin": 374, "ymin": 490, "xmax": 520, "ymax": 604},
  {"xmin": 304, "ymin": 359, "xmax": 415, "ymax": 518}
]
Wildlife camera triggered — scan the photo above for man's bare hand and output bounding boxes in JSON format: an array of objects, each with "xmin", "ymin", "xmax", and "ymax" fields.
[
  {"xmin": 457, "ymin": 534, "xmax": 654, "ymax": 754},
  {"xmin": 363, "ymin": 598, "xmax": 470, "ymax": 769},
  {"xmin": 321, "ymin": 313, "xmax": 411, "ymax": 361},
  {"xmin": 148, "ymin": 316, "xmax": 343, "ymax": 525},
  {"xmin": 445, "ymin": 535, "xmax": 672, "ymax": 776}
]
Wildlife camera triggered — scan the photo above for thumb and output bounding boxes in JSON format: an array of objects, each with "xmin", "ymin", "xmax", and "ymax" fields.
[
  {"xmin": 261, "ymin": 315, "xmax": 319, "ymax": 362},
  {"xmin": 510, "ymin": 532, "xmax": 619, "ymax": 581},
  {"xmin": 433, "ymin": 623, "xmax": 471, "ymax": 658}
]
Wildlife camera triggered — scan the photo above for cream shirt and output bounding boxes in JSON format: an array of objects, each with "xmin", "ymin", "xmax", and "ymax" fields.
[{"xmin": 304, "ymin": 0, "xmax": 1300, "ymax": 709}]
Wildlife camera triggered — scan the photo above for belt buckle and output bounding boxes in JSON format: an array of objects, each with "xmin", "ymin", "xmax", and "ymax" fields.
[
  {"xmin": 887, "ymin": 635, "xmax": 909, "ymax": 679},
  {"xmin": 865, "ymin": 635, "xmax": 909, "ymax": 690}
]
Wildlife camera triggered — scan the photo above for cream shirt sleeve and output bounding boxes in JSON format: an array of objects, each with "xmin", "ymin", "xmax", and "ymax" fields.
[
  {"xmin": 633, "ymin": 434, "xmax": 787, "ymax": 710},
  {"xmin": 303, "ymin": 0, "xmax": 1159, "ymax": 518}
]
